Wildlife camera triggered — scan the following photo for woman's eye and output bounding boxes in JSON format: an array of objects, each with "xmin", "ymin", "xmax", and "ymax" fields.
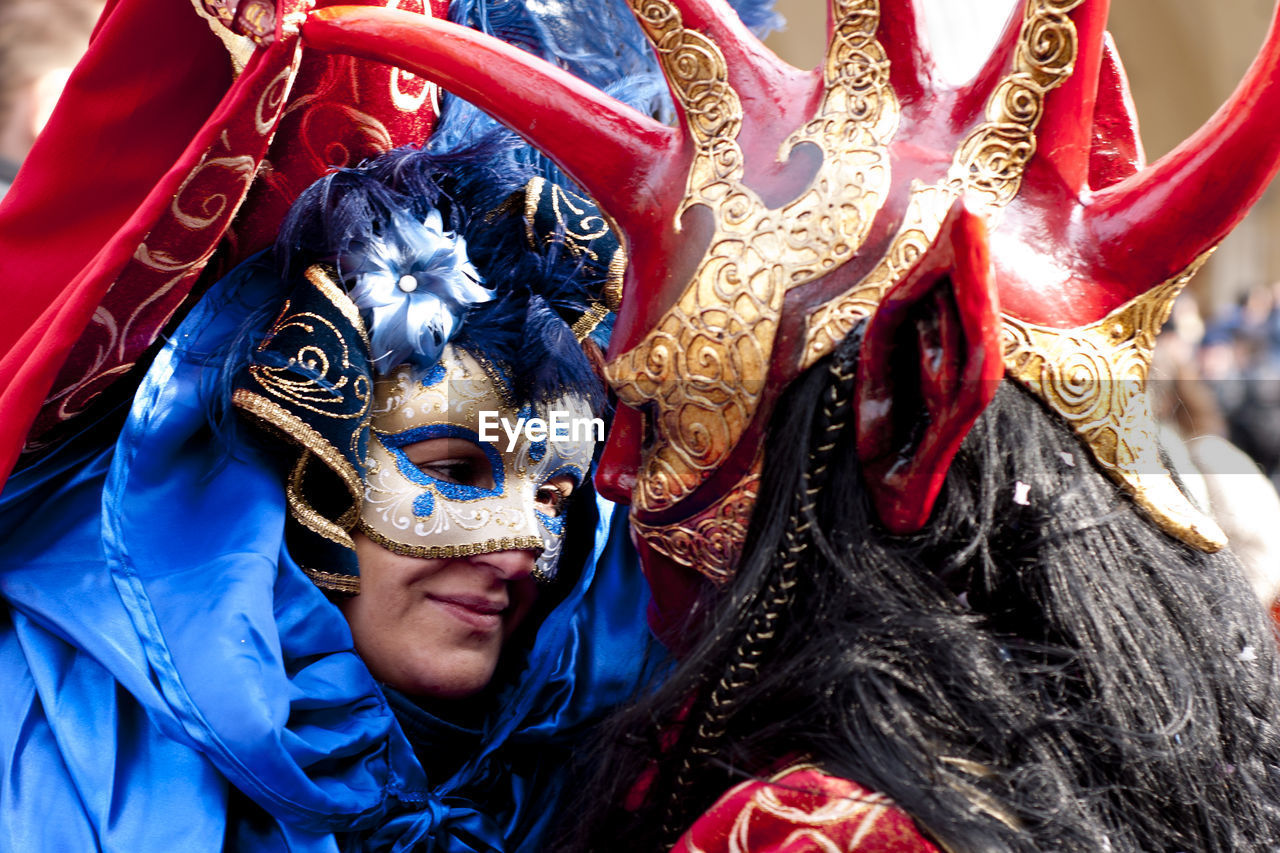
[
  {"xmin": 536, "ymin": 480, "xmax": 574, "ymax": 516},
  {"xmin": 401, "ymin": 438, "xmax": 495, "ymax": 489},
  {"xmin": 420, "ymin": 458, "xmax": 481, "ymax": 486}
]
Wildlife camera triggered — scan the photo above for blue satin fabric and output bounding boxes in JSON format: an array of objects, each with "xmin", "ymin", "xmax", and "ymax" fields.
[{"xmin": 0, "ymin": 259, "xmax": 662, "ymax": 851}]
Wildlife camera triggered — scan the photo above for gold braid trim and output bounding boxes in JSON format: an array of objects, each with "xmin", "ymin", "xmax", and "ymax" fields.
[
  {"xmin": 359, "ymin": 522, "xmax": 544, "ymax": 560},
  {"xmin": 1003, "ymin": 254, "xmax": 1226, "ymax": 551},
  {"xmin": 302, "ymin": 567, "xmax": 361, "ymax": 595},
  {"xmin": 287, "ymin": 455, "xmax": 358, "ymax": 549},
  {"xmin": 571, "ymin": 302, "xmax": 611, "ymax": 342},
  {"xmin": 233, "ymin": 388, "xmax": 364, "ymax": 524},
  {"xmin": 605, "ymin": 246, "xmax": 626, "ymax": 311},
  {"xmin": 305, "ymin": 264, "xmax": 371, "ymax": 352}
]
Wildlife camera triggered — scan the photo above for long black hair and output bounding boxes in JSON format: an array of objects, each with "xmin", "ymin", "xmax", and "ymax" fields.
[{"xmin": 559, "ymin": 329, "xmax": 1280, "ymax": 852}]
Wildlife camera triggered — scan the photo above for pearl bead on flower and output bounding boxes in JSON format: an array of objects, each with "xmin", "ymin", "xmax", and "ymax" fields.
[{"xmin": 397, "ymin": 274, "xmax": 418, "ymax": 293}]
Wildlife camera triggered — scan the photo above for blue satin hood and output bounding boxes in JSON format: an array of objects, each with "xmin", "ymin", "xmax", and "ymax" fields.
[{"xmin": 0, "ymin": 258, "xmax": 661, "ymax": 852}]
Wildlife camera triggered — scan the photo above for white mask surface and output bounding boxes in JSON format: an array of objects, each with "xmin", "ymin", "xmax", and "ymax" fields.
[{"xmin": 361, "ymin": 345, "xmax": 596, "ymax": 580}]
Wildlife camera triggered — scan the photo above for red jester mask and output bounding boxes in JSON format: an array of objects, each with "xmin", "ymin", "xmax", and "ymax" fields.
[{"xmin": 304, "ymin": 0, "xmax": 1280, "ymax": 627}]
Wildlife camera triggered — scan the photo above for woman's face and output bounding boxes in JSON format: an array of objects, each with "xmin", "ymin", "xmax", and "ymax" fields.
[
  {"xmin": 343, "ymin": 435, "xmax": 579, "ymax": 698},
  {"xmin": 343, "ymin": 535, "xmax": 540, "ymax": 699},
  {"xmin": 343, "ymin": 347, "xmax": 595, "ymax": 699}
]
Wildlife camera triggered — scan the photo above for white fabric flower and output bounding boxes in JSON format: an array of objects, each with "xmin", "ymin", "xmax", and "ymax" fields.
[{"xmin": 347, "ymin": 209, "xmax": 492, "ymax": 372}]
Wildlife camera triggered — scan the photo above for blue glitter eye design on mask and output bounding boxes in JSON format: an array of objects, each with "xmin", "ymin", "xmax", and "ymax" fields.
[{"xmin": 382, "ymin": 424, "xmax": 505, "ymax": 518}]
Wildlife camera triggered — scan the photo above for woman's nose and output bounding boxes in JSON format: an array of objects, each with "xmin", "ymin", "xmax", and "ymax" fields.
[{"xmin": 480, "ymin": 548, "xmax": 538, "ymax": 580}]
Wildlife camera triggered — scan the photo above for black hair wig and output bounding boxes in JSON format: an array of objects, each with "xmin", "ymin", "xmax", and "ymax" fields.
[{"xmin": 557, "ymin": 329, "xmax": 1280, "ymax": 852}]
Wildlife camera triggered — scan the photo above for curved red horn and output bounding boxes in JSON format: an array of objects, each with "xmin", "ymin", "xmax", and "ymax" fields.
[
  {"xmin": 302, "ymin": 6, "xmax": 678, "ymax": 234},
  {"xmin": 1083, "ymin": 0, "xmax": 1280, "ymax": 291},
  {"xmin": 1033, "ymin": 0, "xmax": 1110, "ymax": 193},
  {"xmin": 1086, "ymin": 34, "xmax": 1146, "ymax": 190},
  {"xmin": 950, "ymin": 2, "xmax": 1026, "ymax": 124},
  {"xmin": 877, "ymin": 0, "xmax": 932, "ymax": 105}
]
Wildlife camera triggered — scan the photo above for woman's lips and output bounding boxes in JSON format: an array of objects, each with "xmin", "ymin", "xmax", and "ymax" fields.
[{"xmin": 427, "ymin": 594, "xmax": 507, "ymax": 631}]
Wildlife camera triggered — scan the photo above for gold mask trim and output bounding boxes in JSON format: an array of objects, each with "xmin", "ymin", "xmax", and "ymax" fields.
[
  {"xmin": 360, "ymin": 523, "xmax": 546, "ymax": 562},
  {"xmin": 306, "ymin": 264, "xmax": 371, "ymax": 351},
  {"xmin": 605, "ymin": 247, "xmax": 626, "ymax": 311},
  {"xmin": 803, "ymin": 0, "xmax": 1087, "ymax": 366},
  {"xmin": 571, "ymin": 302, "xmax": 612, "ymax": 342},
  {"xmin": 607, "ymin": 0, "xmax": 900, "ymax": 515},
  {"xmin": 233, "ymin": 388, "xmax": 365, "ymax": 518},
  {"xmin": 288, "ymin": 455, "xmax": 359, "ymax": 549},
  {"xmin": 1003, "ymin": 255, "xmax": 1226, "ymax": 551},
  {"xmin": 632, "ymin": 463, "xmax": 761, "ymax": 583}
]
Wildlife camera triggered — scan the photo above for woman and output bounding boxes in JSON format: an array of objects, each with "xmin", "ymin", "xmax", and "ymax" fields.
[{"xmin": 0, "ymin": 139, "xmax": 654, "ymax": 852}]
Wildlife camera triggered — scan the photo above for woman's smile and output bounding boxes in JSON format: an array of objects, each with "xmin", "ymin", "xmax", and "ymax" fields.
[{"xmin": 424, "ymin": 590, "xmax": 509, "ymax": 632}]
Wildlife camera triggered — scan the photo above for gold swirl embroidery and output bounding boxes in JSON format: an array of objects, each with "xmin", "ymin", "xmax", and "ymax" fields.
[
  {"xmin": 1002, "ymin": 255, "xmax": 1226, "ymax": 552},
  {"xmin": 630, "ymin": 466, "xmax": 760, "ymax": 583},
  {"xmin": 803, "ymin": 0, "xmax": 1086, "ymax": 366},
  {"xmin": 607, "ymin": 0, "xmax": 899, "ymax": 514},
  {"xmin": 246, "ymin": 267, "xmax": 372, "ymax": 454},
  {"xmin": 523, "ymin": 177, "xmax": 614, "ymax": 260}
]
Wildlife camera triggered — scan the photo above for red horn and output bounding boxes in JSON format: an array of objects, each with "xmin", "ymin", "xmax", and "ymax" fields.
[
  {"xmin": 1032, "ymin": 0, "xmax": 1111, "ymax": 193},
  {"xmin": 302, "ymin": 6, "xmax": 678, "ymax": 236},
  {"xmin": 950, "ymin": 2, "xmax": 1025, "ymax": 124},
  {"xmin": 1083, "ymin": 1, "xmax": 1280, "ymax": 291},
  {"xmin": 877, "ymin": 0, "xmax": 932, "ymax": 105}
]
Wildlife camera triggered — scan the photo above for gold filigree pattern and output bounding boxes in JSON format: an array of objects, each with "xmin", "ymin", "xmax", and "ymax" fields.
[
  {"xmin": 608, "ymin": 0, "xmax": 899, "ymax": 514},
  {"xmin": 1003, "ymin": 256, "xmax": 1226, "ymax": 551},
  {"xmin": 244, "ymin": 267, "xmax": 372, "ymax": 462},
  {"xmin": 803, "ymin": 0, "xmax": 1086, "ymax": 366},
  {"xmin": 631, "ymin": 467, "xmax": 760, "ymax": 583}
]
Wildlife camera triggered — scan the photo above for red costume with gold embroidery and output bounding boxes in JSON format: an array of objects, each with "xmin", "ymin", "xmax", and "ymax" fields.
[
  {"xmin": 0, "ymin": 0, "xmax": 443, "ymax": 472},
  {"xmin": 673, "ymin": 766, "xmax": 939, "ymax": 853}
]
